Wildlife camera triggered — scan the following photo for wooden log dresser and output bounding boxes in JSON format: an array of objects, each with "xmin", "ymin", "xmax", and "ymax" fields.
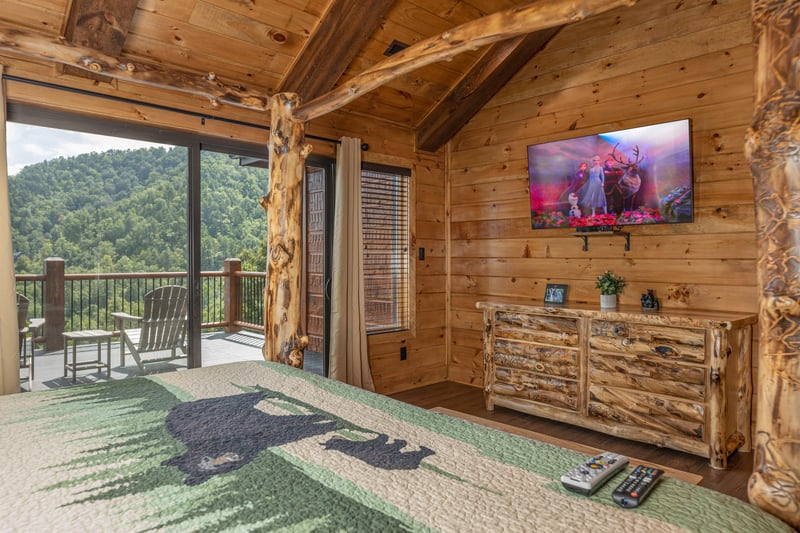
[{"xmin": 477, "ymin": 301, "xmax": 757, "ymax": 469}]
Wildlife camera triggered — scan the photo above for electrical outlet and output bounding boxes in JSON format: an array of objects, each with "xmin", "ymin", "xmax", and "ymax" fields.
[{"xmin": 400, "ymin": 347, "xmax": 407, "ymax": 360}]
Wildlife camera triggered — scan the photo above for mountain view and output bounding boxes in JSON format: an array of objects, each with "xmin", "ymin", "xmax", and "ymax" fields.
[{"xmin": 9, "ymin": 147, "xmax": 270, "ymax": 276}]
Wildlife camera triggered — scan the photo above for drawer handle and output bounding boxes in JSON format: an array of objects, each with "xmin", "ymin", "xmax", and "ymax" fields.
[{"xmin": 655, "ymin": 345, "xmax": 677, "ymax": 357}]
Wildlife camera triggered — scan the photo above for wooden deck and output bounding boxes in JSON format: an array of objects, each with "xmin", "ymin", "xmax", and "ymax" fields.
[{"xmin": 20, "ymin": 330, "xmax": 324, "ymax": 392}]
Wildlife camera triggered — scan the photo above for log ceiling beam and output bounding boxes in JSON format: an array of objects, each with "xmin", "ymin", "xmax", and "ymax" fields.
[
  {"xmin": 63, "ymin": 0, "xmax": 139, "ymax": 54},
  {"xmin": 0, "ymin": 24, "xmax": 272, "ymax": 111},
  {"xmin": 60, "ymin": 0, "xmax": 140, "ymax": 83},
  {"xmin": 277, "ymin": 0, "xmax": 395, "ymax": 102},
  {"xmin": 294, "ymin": 0, "xmax": 638, "ymax": 121},
  {"xmin": 415, "ymin": 27, "xmax": 560, "ymax": 153}
]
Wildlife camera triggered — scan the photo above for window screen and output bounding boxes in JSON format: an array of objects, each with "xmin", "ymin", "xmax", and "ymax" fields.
[{"xmin": 361, "ymin": 165, "xmax": 410, "ymax": 333}]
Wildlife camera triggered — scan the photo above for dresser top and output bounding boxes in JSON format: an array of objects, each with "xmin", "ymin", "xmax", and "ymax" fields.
[{"xmin": 476, "ymin": 300, "xmax": 758, "ymax": 330}]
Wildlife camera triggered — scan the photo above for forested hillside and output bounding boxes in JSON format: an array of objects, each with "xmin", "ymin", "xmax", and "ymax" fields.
[{"xmin": 10, "ymin": 147, "xmax": 269, "ymax": 275}]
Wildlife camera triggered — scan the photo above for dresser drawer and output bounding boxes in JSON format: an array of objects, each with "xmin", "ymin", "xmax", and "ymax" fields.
[
  {"xmin": 494, "ymin": 368, "xmax": 578, "ymax": 411},
  {"xmin": 589, "ymin": 320, "xmax": 705, "ymax": 363},
  {"xmin": 588, "ymin": 385, "xmax": 705, "ymax": 441},
  {"xmin": 494, "ymin": 339, "xmax": 578, "ymax": 379},
  {"xmin": 589, "ymin": 353, "xmax": 705, "ymax": 401},
  {"xmin": 494, "ymin": 311, "xmax": 580, "ymax": 347}
]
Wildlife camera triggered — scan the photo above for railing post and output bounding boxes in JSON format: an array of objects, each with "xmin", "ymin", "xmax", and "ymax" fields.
[
  {"xmin": 44, "ymin": 257, "xmax": 65, "ymax": 350},
  {"xmin": 224, "ymin": 258, "xmax": 242, "ymax": 333}
]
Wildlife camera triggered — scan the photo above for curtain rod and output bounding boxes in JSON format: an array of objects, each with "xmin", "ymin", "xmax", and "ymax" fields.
[{"xmin": 2, "ymin": 74, "xmax": 364, "ymax": 148}]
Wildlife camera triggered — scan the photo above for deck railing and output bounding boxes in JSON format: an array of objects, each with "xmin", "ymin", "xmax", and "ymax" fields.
[{"xmin": 15, "ymin": 257, "xmax": 266, "ymax": 350}]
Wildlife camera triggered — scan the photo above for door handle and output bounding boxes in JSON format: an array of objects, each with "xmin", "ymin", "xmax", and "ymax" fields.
[{"xmin": 325, "ymin": 278, "xmax": 331, "ymax": 299}]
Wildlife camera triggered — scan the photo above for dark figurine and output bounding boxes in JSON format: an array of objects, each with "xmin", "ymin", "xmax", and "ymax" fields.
[{"xmin": 641, "ymin": 289, "xmax": 659, "ymax": 311}]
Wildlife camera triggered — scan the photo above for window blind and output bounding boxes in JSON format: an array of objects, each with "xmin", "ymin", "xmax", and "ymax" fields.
[{"xmin": 361, "ymin": 167, "xmax": 410, "ymax": 333}]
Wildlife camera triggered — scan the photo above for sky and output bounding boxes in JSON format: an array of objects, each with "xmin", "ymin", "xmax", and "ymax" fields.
[{"xmin": 6, "ymin": 122, "xmax": 165, "ymax": 175}]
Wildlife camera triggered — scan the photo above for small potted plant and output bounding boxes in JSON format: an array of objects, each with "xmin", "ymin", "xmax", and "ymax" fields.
[{"xmin": 595, "ymin": 270, "xmax": 625, "ymax": 308}]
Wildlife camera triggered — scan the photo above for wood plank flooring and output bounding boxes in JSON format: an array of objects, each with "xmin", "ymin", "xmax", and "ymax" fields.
[{"xmin": 389, "ymin": 381, "xmax": 753, "ymax": 503}]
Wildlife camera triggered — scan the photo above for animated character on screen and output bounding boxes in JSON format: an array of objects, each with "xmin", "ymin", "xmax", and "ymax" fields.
[
  {"xmin": 602, "ymin": 156, "xmax": 624, "ymax": 215},
  {"xmin": 579, "ymin": 155, "xmax": 607, "ymax": 218},
  {"xmin": 560, "ymin": 161, "xmax": 588, "ymax": 202},
  {"xmin": 609, "ymin": 143, "xmax": 644, "ymax": 212},
  {"xmin": 568, "ymin": 193, "xmax": 582, "ymax": 218}
]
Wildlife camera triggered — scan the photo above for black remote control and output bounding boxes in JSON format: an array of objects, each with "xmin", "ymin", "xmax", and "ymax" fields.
[
  {"xmin": 611, "ymin": 465, "xmax": 664, "ymax": 508},
  {"xmin": 560, "ymin": 451, "xmax": 629, "ymax": 495}
]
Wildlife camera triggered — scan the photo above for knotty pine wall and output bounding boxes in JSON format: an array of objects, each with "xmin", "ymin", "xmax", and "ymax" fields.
[
  {"xmin": 2, "ymin": 55, "xmax": 448, "ymax": 395},
  {"xmin": 446, "ymin": 0, "xmax": 758, "ymax": 387}
]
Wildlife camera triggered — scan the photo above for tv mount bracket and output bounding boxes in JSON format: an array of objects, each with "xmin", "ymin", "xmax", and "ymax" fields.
[{"xmin": 574, "ymin": 226, "xmax": 631, "ymax": 252}]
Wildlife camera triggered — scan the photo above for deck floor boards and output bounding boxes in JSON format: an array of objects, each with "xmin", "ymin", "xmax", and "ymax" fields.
[{"xmin": 20, "ymin": 330, "xmax": 324, "ymax": 391}]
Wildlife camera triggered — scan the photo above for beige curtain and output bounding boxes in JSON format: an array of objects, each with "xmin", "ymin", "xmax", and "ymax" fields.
[
  {"xmin": 0, "ymin": 66, "xmax": 20, "ymax": 395},
  {"xmin": 328, "ymin": 137, "xmax": 374, "ymax": 391}
]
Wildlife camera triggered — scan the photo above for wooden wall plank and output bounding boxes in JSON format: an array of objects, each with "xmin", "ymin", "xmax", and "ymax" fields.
[
  {"xmin": 500, "ymin": 2, "xmax": 749, "ymax": 99},
  {"xmin": 452, "ymin": 233, "xmax": 758, "ymax": 260}
]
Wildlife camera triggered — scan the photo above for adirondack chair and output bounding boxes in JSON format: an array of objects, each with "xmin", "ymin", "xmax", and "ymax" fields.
[
  {"xmin": 17, "ymin": 293, "xmax": 32, "ymax": 386},
  {"xmin": 112, "ymin": 285, "xmax": 188, "ymax": 373}
]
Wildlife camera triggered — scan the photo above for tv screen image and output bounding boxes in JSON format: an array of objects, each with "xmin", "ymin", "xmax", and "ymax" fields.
[{"xmin": 527, "ymin": 119, "xmax": 693, "ymax": 229}]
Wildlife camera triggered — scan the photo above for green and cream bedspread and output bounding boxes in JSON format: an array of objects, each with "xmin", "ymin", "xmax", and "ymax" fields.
[{"xmin": 0, "ymin": 361, "xmax": 791, "ymax": 532}]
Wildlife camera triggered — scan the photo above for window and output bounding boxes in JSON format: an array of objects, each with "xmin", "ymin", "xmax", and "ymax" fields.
[{"xmin": 361, "ymin": 164, "xmax": 410, "ymax": 333}]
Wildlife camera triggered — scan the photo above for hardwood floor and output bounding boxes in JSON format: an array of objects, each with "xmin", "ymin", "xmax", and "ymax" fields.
[{"xmin": 390, "ymin": 381, "xmax": 753, "ymax": 503}]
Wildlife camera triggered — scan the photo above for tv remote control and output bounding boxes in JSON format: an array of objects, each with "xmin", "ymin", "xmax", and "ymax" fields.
[
  {"xmin": 560, "ymin": 451, "xmax": 629, "ymax": 495},
  {"xmin": 611, "ymin": 465, "xmax": 664, "ymax": 508}
]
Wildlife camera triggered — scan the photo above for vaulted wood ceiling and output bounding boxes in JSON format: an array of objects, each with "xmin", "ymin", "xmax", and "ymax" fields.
[{"xmin": 1, "ymin": 0, "xmax": 563, "ymax": 152}]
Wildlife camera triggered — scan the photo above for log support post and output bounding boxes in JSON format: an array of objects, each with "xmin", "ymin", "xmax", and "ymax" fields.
[
  {"xmin": 735, "ymin": 325, "xmax": 752, "ymax": 452},
  {"xmin": 707, "ymin": 328, "xmax": 729, "ymax": 469},
  {"xmin": 260, "ymin": 92, "xmax": 310, "ymax": 368},
  {"xmin": 746, "ymin": 1, "xmax": 800, "ymax": 528},
  {"xmin": 483, "ymin": 309, "xmax": 495, "ymax": 411}
]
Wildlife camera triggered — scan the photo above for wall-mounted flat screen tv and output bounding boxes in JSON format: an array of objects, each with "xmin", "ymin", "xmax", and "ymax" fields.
[{"xmin": 527, "ymin": 119, "xmax": 693, "ymax": 229}]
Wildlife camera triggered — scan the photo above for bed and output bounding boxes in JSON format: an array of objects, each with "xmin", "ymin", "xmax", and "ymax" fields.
[{"xmin": 0, "ymin": 360, "xmax": 791, "ymax": 532}]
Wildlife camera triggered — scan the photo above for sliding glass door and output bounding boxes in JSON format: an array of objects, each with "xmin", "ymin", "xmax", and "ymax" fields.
[
  {"xmin": 303, "ymin": 156, "xmax": 334, "ymax": 377},
  {"xmin": 197, "ymin": 146, "xmax": 271, "ymax": 367}
]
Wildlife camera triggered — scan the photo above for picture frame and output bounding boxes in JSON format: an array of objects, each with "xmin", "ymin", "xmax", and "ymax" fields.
[{"xmin": 544, "ymin": 283, "xmax": 568, "ymax": 305}]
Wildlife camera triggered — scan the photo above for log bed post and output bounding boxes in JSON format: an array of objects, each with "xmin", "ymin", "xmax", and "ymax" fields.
[
  {"xmin": 259, "ymin": 92, "xmax": 310, "ymax": 368},
  {"xmin": 746, "ymin": 1, "xmax": 800, "ymax": 528}
]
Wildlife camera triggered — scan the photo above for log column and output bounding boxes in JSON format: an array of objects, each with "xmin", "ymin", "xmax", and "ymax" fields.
[
  {"xmin": 260, "ymin": 93, "xmax": 310, "ymax": 368},
  {"xmin": 746, "ymin": 2, "xmax": 800, "ymax": 528}
]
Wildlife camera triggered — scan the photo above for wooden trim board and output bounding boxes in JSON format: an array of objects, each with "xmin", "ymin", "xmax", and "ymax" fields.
[{"xmin": 431, "ymin": 406, "xmax": 703, "ymax": 485}]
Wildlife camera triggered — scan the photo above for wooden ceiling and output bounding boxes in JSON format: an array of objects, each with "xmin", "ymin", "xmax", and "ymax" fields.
[{"xmin": 0, "ymin": 0, "xmax": 565, "ymax": 151}]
